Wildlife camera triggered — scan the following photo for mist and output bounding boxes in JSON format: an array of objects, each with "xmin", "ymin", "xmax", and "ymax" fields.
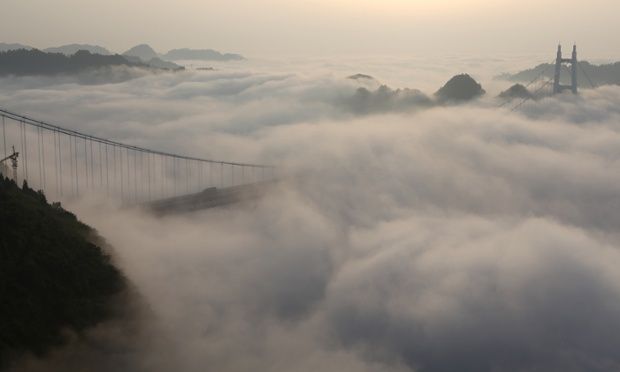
[{"xmin": 4, "ymin": 56, "xmax": 620, "ymax": 372}]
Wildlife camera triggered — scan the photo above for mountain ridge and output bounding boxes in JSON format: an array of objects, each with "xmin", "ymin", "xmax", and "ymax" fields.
[
  {"xmin": 500, "ymin": 60, "xmax": 620, "ymax": 87},
  {"xmin": 44, "ymin": 44, "xmax": 111, "ymax": 56},
  {"xmin": 163, "ymin": 48, "xmax": 245, "ymax": 61},
  {"xmin": 0, "ymin": 42, "xmax": 33, "ymax": 52}
]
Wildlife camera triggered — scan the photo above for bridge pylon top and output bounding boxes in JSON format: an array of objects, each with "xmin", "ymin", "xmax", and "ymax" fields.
[{"xmin": 553, "ymin": 44, "xmax": 578, "ymax": 95}]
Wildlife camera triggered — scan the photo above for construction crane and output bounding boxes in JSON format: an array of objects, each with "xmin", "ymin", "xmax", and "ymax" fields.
[{"xmin": 0, "ymin": 146, "xmax": 19, "ymax": 181}]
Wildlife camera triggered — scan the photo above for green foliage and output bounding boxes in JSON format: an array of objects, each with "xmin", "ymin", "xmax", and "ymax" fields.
[
  {"xmin": 0, "ymin": 49, "xmax": 143, "ymax": 76},
  {"xmin": 0, "ymin": 176, "xmax": 125, "ymax": 368}
]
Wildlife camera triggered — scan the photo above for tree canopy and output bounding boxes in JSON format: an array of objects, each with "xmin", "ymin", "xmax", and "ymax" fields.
[{"xmin": 0, "ymin": 176, "xmax": 125, "ymax": 369}]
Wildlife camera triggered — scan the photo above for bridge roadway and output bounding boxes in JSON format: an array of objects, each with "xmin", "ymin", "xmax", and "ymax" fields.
[
  {"xmin": 144, "ymin": 180, "xmax": 275, "ymax": 215},
  {"xmin": 1, "ymin": 108, "xmax": 277, "ymax": 204}
]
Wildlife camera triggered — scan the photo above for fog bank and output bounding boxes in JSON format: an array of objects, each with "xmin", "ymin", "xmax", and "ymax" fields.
[{"xmin": 6, "ymin": 57, "xmax": 620, "ymax": 372}]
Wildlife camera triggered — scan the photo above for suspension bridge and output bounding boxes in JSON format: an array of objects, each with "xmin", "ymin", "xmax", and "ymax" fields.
[
  {"xmin": 0, "ymin": 45, "xmax": 598, "ymax": 211},
  {"xmin": 0, "ymin": 108, "xmax": 277, "ymax": 212},
  {"xmin": 501, "ymin": 45, "xmax": 597, "ymax": 111}
]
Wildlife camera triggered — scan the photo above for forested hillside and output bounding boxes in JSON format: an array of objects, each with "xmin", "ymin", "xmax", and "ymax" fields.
[{"xmin": 0, "ymin": 176, "xmax": 126, "ymax": 369}]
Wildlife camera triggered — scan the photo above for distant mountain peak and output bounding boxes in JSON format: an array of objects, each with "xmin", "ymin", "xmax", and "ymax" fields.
[
  {"xmin": 162, "ymin": 48, "xmax": 245, "ymax": 61},
  {"xmin": 499, "ymin": 84, "xmax": 533, "ymax": 100},
  {"xmin": 44, "ymin": 44, "xmax": 111, "ymax": 56},
  {"xmin": 436, "ymin": 74, "xmax": 486, "ymax": 102},
  {"xmin": 123, "ymin": 44, "xmax": 160, "ymax": 62},
  {"xmin": 145, "ymin": 57, "xmax": 184, "ymax": 71},
  {"xmin": 0, "ymin": 48, "xmax": 184, "ymax": 78},
  {"xmin": 0, "ymin": 42, "xmax": 34, "ymax": 52},
  {"xmin": 348, "ymin": 73, "xmax": 375, "ymax": 81},
  {"xmin": 501, "ymin": 60, "xmax": 620, "ymax": 88}
]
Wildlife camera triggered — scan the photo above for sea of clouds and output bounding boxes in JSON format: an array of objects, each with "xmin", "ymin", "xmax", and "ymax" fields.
[{"xmin": 3, "ymin": 54, "xmax": 620, "ymax": 372}]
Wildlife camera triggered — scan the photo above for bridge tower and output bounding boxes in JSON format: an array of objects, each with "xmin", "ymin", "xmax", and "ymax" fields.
[
  {"xmin": 0, "ymin": 146, "xmax": 19, "ymax": 181},
  {"xmin": 553, "ymin": 44, "xmax": 578, "ymax": 94}
]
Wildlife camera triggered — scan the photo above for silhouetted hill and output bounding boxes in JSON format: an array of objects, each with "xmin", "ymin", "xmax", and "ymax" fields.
[
  {"xmin": 0, "ymin": 43, "xmax": 33, "ymax": 52},
  {"xmin": 44, "ymin": 44, "xmax": 111, "ymax": 56},
  {"xmin": 121, "ymin": 44, "xmax": 185, "ymax": 70},
  {"xmin": 123, "ymin": 44, "xmax": 159, "ymax": 62},
  {"xmin": 0, "ymin": 176, "xmax": 125, "ymax": 369},
  {"xmin": 500, "ymin": 61, "xmax": 620, "ymax": 87},
  {"xmin": 499, "ymin": 84, "xmax": 533, "ymax": 100},
  {"xmin": 0, "ymin": 49, "xmax": 145, "ymax": 76},
  {"xmin": 435, "ymin": 74, "xmax": 486, "ymax": 102},
  {"xmin": 123, "ymin": 54, "xmax": 184, "ymax": 71},
  {"xmin": 342, "ymin": 85, "xmax": 432, "ymax": 115},
  {"xmin": 162, "ymin": 48, "xmax": 245, "ymax": 61},
  {"xmin": 347, "ymin": 73, "xmax": 375, "ymax": 81},
  {"xmin": 143, "ymin": 57, "xmax": 184, "ymax": 71}
]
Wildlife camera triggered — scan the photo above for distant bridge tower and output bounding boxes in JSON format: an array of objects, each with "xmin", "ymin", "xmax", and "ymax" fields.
[{"xmin": 553, "ymin": 44, "xmax": 578, "ymax": 94}]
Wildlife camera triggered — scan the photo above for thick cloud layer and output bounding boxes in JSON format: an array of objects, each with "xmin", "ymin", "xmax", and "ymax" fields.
[{"xmin": 4, "ymin": 56, "xmax": 620, "ymax": 372}]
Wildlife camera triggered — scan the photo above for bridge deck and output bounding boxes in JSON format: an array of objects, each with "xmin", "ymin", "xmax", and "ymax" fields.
[{"xmin": 144, "ymin": 181, "xmax": 274, "ymax": 215}]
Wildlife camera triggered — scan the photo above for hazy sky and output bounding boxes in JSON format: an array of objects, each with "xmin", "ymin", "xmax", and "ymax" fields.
[{"xmin": 2, "ymin": 0, "xmax": 619, "ymax": 56}]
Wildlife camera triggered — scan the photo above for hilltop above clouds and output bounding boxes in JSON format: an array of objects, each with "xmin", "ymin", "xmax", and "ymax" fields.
[
  {"xmin": 123, "ymin": 44, "xmax": 160, "ymax": 62},
  {"xmin": 500, "ymin": 60, "xmax": 620, "ymax": 88},
  {"xmin": 44, "ymin": 43, "xmax": 111, "ymax": 56},
  {"xmin": 163, "ymin": 48, "xmax": 245, "ymax": 61},
  {"xmin": 0, "ymin": 42, "xmax": 33, "ymax": 52},
  {"xmin": 0, "ymin": 41, "xmax": 245, "ymax": 63},
  {"xmin": 122, "ymin": 43, "xmax": 245, "ymax": 62}
]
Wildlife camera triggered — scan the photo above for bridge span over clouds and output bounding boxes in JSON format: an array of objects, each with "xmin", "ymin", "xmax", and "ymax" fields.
[{"xmin": 0, "ymin": 108, "xmax": 277, "ymax": 211}]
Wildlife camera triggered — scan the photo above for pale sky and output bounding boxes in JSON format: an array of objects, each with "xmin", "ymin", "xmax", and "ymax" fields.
[{"xmin": 2, "ymin": 0, "xmax": 619, "ymax": 57}]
